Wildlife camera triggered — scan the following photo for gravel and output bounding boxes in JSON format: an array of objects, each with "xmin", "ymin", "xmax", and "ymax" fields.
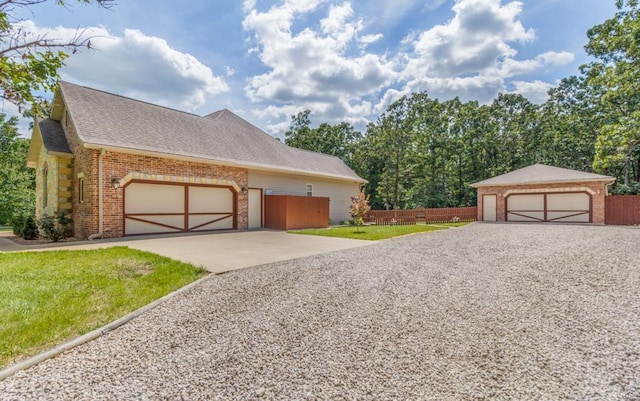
[{"xmin": 1, "ymin": 223, "xmax": 639, "ymax": 400}]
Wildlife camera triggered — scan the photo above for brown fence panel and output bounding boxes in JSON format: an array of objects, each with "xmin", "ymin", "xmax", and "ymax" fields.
[
  {"xmin": 366, "ymin": 207, "xmax": 477, "ymax": 225},
  {"xmin": 423, "ymin": 207, "xmax": 477, "ymax": 224},
  {"xmin": 264, "ymin": 195, "xmax": 330, "ymax": 230},
  {"xmin": 605, "ymin": 195, "xmax": 640, "ymax": 225},
  {"xmin": 367, "ymin": 210, "xmax": 417, "ymax": 225}
]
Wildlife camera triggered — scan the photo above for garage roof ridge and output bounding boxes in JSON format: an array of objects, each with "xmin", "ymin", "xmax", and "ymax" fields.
[{"xmin": 470, "ymin": 163, "xmax": 615, "ymax": 188}]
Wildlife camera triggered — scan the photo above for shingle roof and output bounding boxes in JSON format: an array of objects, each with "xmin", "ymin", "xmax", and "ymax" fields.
[
  {"xmin": 58, "ymin": 81, "xmax": 364, "ymax": 182},
  {"xmin": 39, "ymin": 118, "xmax": 71, "ymax": 154},
  {"xmin": 470, "ymin": 164, "xmax": 615, "ymax": 187}
]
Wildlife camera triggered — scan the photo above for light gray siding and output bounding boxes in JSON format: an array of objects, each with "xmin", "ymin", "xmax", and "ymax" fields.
[{"xmin": 248, "ymin": 171, "xmax": 361, "ymax": 223}]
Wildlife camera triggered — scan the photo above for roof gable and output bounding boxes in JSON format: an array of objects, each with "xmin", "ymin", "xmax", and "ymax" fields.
[
  {"xmin": 39, "ymin": 119, "xmax": 71, "ymax": 154},
  {"xmin": 470, "ymin": 164, "xmax": 615, "ymax": 187},
  {"xmin": 57, "ymin": 81, "xmax": 363, "ymax": 182},
  {"xmin": 27, "ymin": 118, "xmax": 72, "ymax": 167}
]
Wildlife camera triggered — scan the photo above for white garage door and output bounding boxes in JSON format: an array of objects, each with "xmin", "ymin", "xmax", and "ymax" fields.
[
  {"xmin": 507, "ymin": 192, "xmax": 590, "ymax": 223},
  {"xmin": 124, "ymin": 182, "xmax": 235, "ymax": 235}
]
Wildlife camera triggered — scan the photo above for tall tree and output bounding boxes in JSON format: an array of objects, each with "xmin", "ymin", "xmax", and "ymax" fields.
[
  {"xmin": 1, "ymin": 0, "xmax": 113, "ymax": 115},
  {"xmin": 539, "ymin": 76, "xmax": 602, "ymax": 172},
  {"xmin": 0, "ymin": 114, "xmax": 34, "ymax": 224},
  {"xmin": 583, "ymin": 0, "xmax": 640, "ymax": 184},
  {"xmin": 284, "ymin": 110, "xmax": 362, "ymax": 165}
]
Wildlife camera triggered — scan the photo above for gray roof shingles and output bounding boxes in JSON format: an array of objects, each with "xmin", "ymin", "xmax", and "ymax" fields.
[
  {"xmin": 470, "ymin": 163, "xmax": 615, "ymax": 187},
  {"xmin": 39, "ymin": 118, "xmax": 72, "ymax": 154},
  {"xmin": 59, "ymin": 81, "xmax": 363, "ymax": 182}
]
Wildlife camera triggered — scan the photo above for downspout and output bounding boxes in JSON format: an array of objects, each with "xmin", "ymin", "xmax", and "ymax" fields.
[{"xmin": 88, "ymin": 148, "xmax": 105, "ymax": 240}]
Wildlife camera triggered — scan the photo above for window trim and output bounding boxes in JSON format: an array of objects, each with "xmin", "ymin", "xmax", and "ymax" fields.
[
  {"xmin": 306, "ymin": 183, "xmax": 313, "ymax": 197},
  {"xmin": 42, "ymin": 164, "xmax": 49, "ymax": 208},
  {"xmin": 79, "ymin": 178, "xmax": 85, "ymax": 203}
]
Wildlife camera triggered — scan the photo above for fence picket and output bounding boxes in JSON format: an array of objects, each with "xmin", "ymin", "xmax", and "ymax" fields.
[{"xmin": 366, "ymin": 207, "xmax": 477, "ymax": 225}]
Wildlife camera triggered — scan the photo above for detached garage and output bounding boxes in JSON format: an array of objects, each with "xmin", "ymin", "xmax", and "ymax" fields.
[{"xmin": 471, "ymin": 164, "xmax": 615, "ymax": 224}]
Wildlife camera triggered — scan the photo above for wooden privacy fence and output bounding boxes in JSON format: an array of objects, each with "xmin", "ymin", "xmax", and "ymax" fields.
[
  {"xmin": 366, "ymin": 207, "xmax": 477, "ymax": 225},
  {"xmin": 605, "ymin": 195, "xmax": 640, "ymax": 225},
  {"xmin": 264, "ymin": 195, "xmax": 330, "ymax": 230}
]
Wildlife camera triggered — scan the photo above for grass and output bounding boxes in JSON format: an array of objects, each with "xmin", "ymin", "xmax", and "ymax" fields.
[
  {"xmin": 0, "ymin": 247, "xmax": 207, "ymax": 369},
  {"xmin": 290, "ymin": 222, "xmax": 471, "ymax": 241}
]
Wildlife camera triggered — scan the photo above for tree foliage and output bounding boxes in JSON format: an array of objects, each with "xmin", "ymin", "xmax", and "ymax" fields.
[
  {"xmin": 348, "ymin": 190, "xmax": 370, "ymax": 232},
  {"xmin": 583, "ymin": 0, "xmax": 640, "ymax": 184},
  {"xmin": 284, "ymin": 110, "xmax": 362, "ymax": 166},
  {"xmin": 0, "ymin": 0, "xmax": 114, "ymax": 115},
  {"xmin": 0, "ymin": 114, "xmax": 34, "ymax": 224}
]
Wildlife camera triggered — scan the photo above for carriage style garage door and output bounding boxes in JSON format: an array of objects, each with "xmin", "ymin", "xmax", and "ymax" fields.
[
  {"xmin": 124, "ymin": 182, "xmax": 236, "ymax": 235},
  {"xmin": 506, "ymin": 192, "xmax": 591, "ymax": 223}
]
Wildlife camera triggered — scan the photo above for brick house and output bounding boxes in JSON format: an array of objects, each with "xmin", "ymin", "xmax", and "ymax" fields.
[
  {"xmin": 27, "ymin": 81, "xmax": 365, "ymax": 239},
  {"xmin": 470, "ymin": 164, "xmax": 615, "ymax": 224}
]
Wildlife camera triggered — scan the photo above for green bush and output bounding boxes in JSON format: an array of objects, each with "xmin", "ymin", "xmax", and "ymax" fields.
[
  {"xmin": 10, "ymin": 215, "xmax": 23, "ymax": 236},
  {"xmin": 19, "ymin": 215, "xmax": 38, "ymax": 240},
  {"xmin": 37, "ymin": 212, "xmax": 72, "ymax": 242},
  {"xmin": 10, "ymin": 214, "xmax": 37, "ymax": 239},
  {"xmin": 610, "ymin": 181, "xmax": 640, "ymax": 195}
]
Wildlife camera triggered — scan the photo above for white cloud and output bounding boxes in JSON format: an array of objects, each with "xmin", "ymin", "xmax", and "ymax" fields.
[
  {"xmin": 403, "ymin": 0, "xmax": 535, "ymax": 79},
  {"xmin": 17, "ymin": 21, "xmax": 228, "ymax": 112},
  {"xmin": 537, "ymin": 51, "xmax": 574, "ymax": 66},
  {"xmin": 511, "ymin": 80, "xmax": 554, "ymax": 104},
  {"xmin": 384, "ymin": 0, "xmax": 572, "ymax": 108},
  {"xmin": 242, "ymin": 0, "xmax": 395, "ymax": 125}
]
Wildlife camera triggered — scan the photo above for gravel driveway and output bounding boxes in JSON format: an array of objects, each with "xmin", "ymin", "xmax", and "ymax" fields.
[{"xmin": 2, "ymin": 223, "xmax": 639, "ymax": 400}]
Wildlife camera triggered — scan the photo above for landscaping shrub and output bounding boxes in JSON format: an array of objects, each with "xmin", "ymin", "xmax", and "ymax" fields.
[
  {"xmin": 38, "ymin": 212, "xmax": 72, "ymax": 242},
  {"xmin": 19, "ymin": 215, "xmax": 38, "ymax": 240},
  {"xmin": 10, "ymin": 214, "xmax": 38, "ymax": 239}
]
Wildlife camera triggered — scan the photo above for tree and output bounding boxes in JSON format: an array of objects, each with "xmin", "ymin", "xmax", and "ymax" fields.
[
  {"xmin": 1, "ymin": 0, "xmax": 114, "ymax": 116},
  {"xmin": 583, "ymin": 0, "xmax": 640, "ymax": 184},
  {"xmin": 539, "ymin": 76, "xmax": 603, "ymax": 173},
  {"xmin": 348, "ymin": 190, "xmax": 370, "ymax": 233},
  {"xmin": 0, "ymin": 114, "xmax": 34, "ymax": 224},
  {"xmin": 284, "ymin": 110, "xmax": 362, "ymax": 165}
]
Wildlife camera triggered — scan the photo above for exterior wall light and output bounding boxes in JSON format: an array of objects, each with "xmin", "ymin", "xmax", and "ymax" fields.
[{"xmin": 111, "ymin": 178, "xmax": 122, "ymax": 189}]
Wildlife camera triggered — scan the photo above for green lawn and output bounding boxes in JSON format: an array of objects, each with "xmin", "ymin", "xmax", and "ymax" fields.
[
  {"xmin": 290, "ymin": 222, "xmax": 470, "ymax": 241},
  {"xmin": 0, "ymin": 247, "xmax": 207, "ymax": 368}
]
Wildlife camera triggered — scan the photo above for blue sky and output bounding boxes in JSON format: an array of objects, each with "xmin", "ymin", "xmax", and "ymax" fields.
[{"xmin": 7, "ymin": 0, "xmax": 618, "ymax": 137}]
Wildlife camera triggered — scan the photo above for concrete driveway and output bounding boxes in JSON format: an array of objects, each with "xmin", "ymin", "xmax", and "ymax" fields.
[{"xmin": 0, "ymin": 230, "xmax": 372, "ymax": 273}]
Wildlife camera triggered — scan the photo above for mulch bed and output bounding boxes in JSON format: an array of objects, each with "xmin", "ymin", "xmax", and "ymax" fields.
[{"xmin": 0, "ymin": 231, "xmax": 78, "ymax": 246}]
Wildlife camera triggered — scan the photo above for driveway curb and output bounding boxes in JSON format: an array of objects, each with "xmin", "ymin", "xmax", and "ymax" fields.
[{"xmin": 0, "ymin": 273, "xmax": 213, "ymax": 382}]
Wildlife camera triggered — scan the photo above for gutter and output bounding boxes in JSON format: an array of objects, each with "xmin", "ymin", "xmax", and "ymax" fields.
[
  {"xmin": 82, "ymin": 142, "xmax": 367, "ymax": 184},
  {"xmin": 88, "ymin": 148, "xmax": 105, "ymax": 240}
]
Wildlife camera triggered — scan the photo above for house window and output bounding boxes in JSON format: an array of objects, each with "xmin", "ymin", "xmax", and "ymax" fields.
[
  {"xmin": 42, "ymin": 164, "xmax": 48, "ymax": 207},
  {"xmin": 306, "ymin": 184, "xmax": 313, "ymax": 197},
  {"xmin": 79, "ymin": 178, "xmax": 84, "ymax": 203}
]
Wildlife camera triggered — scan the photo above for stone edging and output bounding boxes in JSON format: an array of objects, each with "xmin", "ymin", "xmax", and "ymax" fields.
[{"xmin": 0, "ymin": 273, "xmax": 212, "ymax": 382}]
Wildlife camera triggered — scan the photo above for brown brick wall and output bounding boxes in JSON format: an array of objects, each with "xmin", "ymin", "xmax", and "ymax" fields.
[
  {"xmin": 101, "ymin": 153, "xmax": 248, "ymax": 238},
  {"xmin": 61, "ymin": 109, "xmax": 249, "ymax": 239},
  {"xmin": 63, "ymin": 109, "xmax": 100, "ymax": 239},
  {"xmin": 476, "ymin": 181, "xmax": 609, "ymax": 224}
]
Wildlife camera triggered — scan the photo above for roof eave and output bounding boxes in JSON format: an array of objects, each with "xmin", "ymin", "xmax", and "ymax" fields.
[
  {"xmin": 83, "ymin": 142, "xmax": 367, "ymax": 183},
  {"xmin": 471, "ymin": 177, "xmax": 616, "ymax": 188}
]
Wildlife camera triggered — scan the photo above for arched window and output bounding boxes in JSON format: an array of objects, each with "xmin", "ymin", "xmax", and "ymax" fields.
[{"xmin": 42, "ymin": 164, "xmax": 48, "ymax": 208}]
